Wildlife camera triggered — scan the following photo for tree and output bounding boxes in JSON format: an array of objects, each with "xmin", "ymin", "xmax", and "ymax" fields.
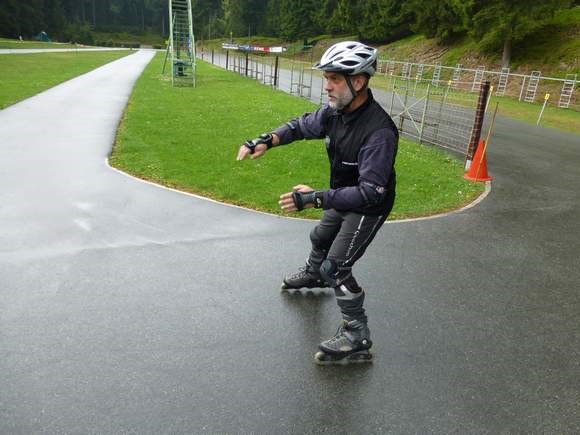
[
  {"xmin": 279, "ymin": 0, "xmax": 319, "ymax": 40},
  {"xmin": 263, "ymin": 0, "xmax": 281, "ymax": 37},
  {"xmin": 222, "ymin": 0, "xmax": 246, "ymax": 36},
  {"xmin": 404, "ymin": 0, "xmax": 469, "ymax": 42},
  {"xmin": 43, "ymin": 0, "xmax": 67, "ymax": 39},
  {"xmin": 358, "ymin": 0, "xmax": 413, "ymax": 43},
  {"xmin": 0, "ymin": 0, "xmax": 21, "ymax": 38},
  {"xmin": 326, "ymin": 0, "xmax": 359, "ymax": 36},
  {"xmin": 469, "ymin": 0, "xmax": 573, "ymax": 67}
]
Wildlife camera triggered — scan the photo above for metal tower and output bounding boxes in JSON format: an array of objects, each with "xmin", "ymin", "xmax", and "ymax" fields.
[{"xmin": 169, "ymin": 0, "xmax": 195, "ymax": 87}]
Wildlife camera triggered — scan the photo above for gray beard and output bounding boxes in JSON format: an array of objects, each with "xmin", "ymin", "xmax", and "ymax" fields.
[
  {"xmin": 329, "ymin": 94, "xmax": 351, "ymax": 110},
  {"xmin": 328, "ymin": 88, "xmax": 354, "ymax": 110}
]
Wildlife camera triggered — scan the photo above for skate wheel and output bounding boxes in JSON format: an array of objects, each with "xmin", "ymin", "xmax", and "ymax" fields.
[
  {"xmin": 347, "ymin": 350, "xmax": 373, "ymax": 363},
  {"xmin": 313, "ymin": 351, "xmax": 330, "ymax": 364},
  {"xmin": 313, "ymin": 350, "xmax": 373, "ymax": 365}
]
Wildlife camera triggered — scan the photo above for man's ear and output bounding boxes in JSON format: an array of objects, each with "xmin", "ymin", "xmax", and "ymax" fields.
[{"xmin": 353, "ymin": 74, "xmax": 368, "ymax": 92}]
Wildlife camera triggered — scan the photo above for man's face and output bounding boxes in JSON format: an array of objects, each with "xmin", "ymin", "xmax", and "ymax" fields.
[{"xmin": 323, "ymin": 72, "xmax": 352, "ymax": 110}]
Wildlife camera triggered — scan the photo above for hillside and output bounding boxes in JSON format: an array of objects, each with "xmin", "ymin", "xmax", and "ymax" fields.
[
  {"xmin": 204, "ymin": 7, "xmax": 579, "ymax": 79},
  {"xmin": 374, "ymin": 7, "xmax": 579, "ymax": 79}
]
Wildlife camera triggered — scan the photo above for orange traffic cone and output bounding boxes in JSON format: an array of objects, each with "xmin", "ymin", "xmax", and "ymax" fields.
[{"xmin": 464, "ymin": 139, "xmax": 492, "ymax": 182}]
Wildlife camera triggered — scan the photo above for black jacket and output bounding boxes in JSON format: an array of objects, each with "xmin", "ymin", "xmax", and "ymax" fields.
[{"xmin": 274, "ymin": 90, "xmax": 398, "ymax": 215}]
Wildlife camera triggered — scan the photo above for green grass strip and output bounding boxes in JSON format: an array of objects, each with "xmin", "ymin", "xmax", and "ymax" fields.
[
  {"xmin": 0, "ymin": 37, "xmax": 80, "ymax": 49},
  {"xmin": 111, "ymin": 53, "xmax": 484, "ymax": 220},
  {"xmin": 0, "ymin": 50, "xmax": 131, "ymax": 109}
]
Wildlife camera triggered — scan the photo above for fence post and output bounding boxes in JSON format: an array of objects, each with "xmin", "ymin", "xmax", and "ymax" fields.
[
  {"xmin": 298, "ymin": 63, "xmax": 304, "ymax": 97},
  {"xmin": 518, "ymin": 76, "xmax": 527, "ymax": 101},
  {"xmin": 273, "ymin": 56, "xmax": 279, "ymax": 88},
  {"xmin": 419, "ymin": 84, "xmax": 431, "ymax": 145},
  {"xmin": 466, "ymin": 81, "xmax": 491, "ymax": 168},
  {"xmin": 485, "ymin": 86, "xmax": 494, "ymax": 113},
  {"xmin": 433, "ymin": 83, "xmax": 451, "ymax": 143},
  {"xmin": 225, "ymin": 50, "xmax": 229, "ymax": 69},
  {"xmin": 389, "ymin": 77, "xmax": 397, "ymax": 115},
  {"xmin": 399, "ymin": 83, "xmax": 410, "ymax": 132}
]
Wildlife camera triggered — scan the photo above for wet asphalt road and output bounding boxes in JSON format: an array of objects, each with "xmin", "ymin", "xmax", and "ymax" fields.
[{"xmin": 1, "ymin": 50, "xmax": 580, "ymax": 433}]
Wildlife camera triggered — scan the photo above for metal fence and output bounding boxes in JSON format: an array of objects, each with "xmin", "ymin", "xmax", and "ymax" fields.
[
  {"xmin": 377, "ymin": 59, "xmax": 578, "ymax": 110},
  {"xmin": 387, "ymin": 77, "xmax": 481, "ymax": 154},
  {"xmin": 201, "ymin": 46, "xmax": 578, "ymax": 110},
  {"xmin": 201, "ymin": 49, "xmax": 491, "ymax": 158}
]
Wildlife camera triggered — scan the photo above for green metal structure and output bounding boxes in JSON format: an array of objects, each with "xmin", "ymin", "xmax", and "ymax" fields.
[{"xmin": 169, "ymin": 0, "xmax": 195, "ymax": 87}]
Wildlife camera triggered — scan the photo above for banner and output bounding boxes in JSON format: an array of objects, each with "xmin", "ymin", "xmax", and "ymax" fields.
[{"xmin": 221, "ymin": 43, "xmax": 287, "ymax": 54}]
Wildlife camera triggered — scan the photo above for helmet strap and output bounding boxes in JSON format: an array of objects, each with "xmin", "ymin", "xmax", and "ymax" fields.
[{"xmin": 342, "ymin": 74, "xmax": 358, "ymax": 111}]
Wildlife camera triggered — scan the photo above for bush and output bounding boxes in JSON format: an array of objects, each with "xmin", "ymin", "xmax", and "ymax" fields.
[
  {"xmin": 95, "ymin": 40, "xmax": 140, "ymax": 48},
  {"xmin": 64, "ymin": 23, "xmax": 95, "ymax": 45}
]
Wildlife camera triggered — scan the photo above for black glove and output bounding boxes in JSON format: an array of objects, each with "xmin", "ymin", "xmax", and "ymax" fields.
[
  {"xmin": 292, "ymin": 190, "xmax": 324, "ymax": 211},
  {"xmin": 244, "ymin": 133, "xmax": 274, "ymax": 154}
]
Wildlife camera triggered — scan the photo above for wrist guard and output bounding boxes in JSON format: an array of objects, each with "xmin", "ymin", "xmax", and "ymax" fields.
[
  {"xmin": 292, "ymin": 191, "xmax": 324, "ymax": 211},
  {"xmin": 244, "ymin": 133, "xmax": 274, "ymax": 154}
]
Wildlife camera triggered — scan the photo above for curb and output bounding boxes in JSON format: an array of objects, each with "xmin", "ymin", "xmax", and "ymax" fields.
[{"xmin": 106, "ymin": 159, "xmax": 492, "ymax": 225}]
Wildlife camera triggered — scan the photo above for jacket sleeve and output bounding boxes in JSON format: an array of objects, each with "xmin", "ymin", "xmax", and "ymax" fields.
[
  {"xmin": 322, "ymin": 128, "xmax": 397, "ymax": 210},
  {"xmin": 272, "ymin": 105, "xmax": 330, "ymax": 145}
]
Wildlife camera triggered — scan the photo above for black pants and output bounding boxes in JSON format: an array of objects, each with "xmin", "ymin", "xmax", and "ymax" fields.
[{"xmin": 308, "ymin": 208, "xmax": 391, "ymax": 323}]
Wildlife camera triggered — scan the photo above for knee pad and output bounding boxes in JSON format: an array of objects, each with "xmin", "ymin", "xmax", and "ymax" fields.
[
  {"xmin": 320, "ymin": 259, "xmax": 354, "ymax": 288},
  {"xmin": 319, "ymin": 259, "xmax": 338, "ymax": 286}
]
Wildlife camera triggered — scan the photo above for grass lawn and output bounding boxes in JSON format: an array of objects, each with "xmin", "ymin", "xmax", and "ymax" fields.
[
  {"xmin": 0, "ymin": 50, "xmax": 132, "ymax": 109},
  {"xmin": 111, "ymin": 53, "xmax": 485, "ymax": 220},
  {"xmin": 0, "ymin": 37, "xmax": 79, "ymax": 49}
]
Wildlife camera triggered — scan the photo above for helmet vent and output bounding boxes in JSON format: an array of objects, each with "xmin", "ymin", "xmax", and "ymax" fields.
[{"xmin": 314, "ymin": 41, "xmax": 378, "ymax": 76}]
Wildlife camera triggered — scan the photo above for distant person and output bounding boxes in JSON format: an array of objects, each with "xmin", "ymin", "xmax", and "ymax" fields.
[{"xmin": 236, "ymin": 41, "xmax": 399, "ymax": 364}]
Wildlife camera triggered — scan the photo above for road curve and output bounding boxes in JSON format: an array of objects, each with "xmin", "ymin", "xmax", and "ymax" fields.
[{"xmin": 1, "ymin": 50, "xmax": 579, "ymax": 433}]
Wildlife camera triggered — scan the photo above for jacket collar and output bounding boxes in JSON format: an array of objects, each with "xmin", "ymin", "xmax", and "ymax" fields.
[{"xmin": 339, "ymin": 89, "xmax": 374, "ymax": 124}]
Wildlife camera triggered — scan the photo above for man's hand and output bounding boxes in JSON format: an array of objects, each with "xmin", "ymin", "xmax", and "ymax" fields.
[
  {"xmin": 236, "ymin": 142, "xmax": 267, "ymax": 161},
  {"xmin": 279, "ymin": 185, "xmax": 314, "ymax": 213},
  {"xmin": 236, "ymin": 133, "xmax": 278, "ymax": 161}
]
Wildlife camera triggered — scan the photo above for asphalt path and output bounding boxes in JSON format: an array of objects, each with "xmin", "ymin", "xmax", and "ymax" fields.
[{"xmin": 1, "ymin": 50, "xmax": 580, "ymax": 433}]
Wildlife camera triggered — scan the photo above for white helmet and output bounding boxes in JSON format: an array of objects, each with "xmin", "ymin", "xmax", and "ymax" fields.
[{"xmin": 314, "ymin": 41, "xmax": 378, "ymax": 76}]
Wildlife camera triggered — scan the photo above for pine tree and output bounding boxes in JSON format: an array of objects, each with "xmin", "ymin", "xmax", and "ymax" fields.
[
  {"xmin": 358, "ymin": 0, "xmax": 413, "ymax": 42},
  {"xmin": 405, "ymin": 0, "xmax": 469, "ymax": 42},
  {"xmin": 279, "ymin": 0, "xmax": 318, "ymax": 40},
  {"xmin": 469, "ymin": 0, "xmax": 573, "ymax": 67}
]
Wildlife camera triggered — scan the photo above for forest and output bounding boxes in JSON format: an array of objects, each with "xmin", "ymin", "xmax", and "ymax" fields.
[{"xmin": 0, "ymin": 0, "xmax": 577, "ymax": 65}]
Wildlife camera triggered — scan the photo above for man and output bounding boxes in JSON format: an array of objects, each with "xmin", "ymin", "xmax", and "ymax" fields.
[{"xmin": 236, "ymin": 41, "xmax": 399, "ymax": 364}]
